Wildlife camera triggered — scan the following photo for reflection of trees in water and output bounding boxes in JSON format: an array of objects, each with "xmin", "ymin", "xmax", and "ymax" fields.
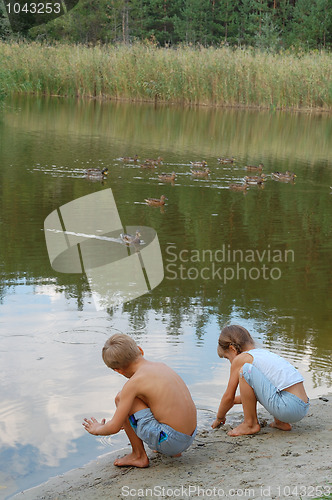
[{"xmin": 1, "ymin": 98, "xmax": 331, "ymax": 383}]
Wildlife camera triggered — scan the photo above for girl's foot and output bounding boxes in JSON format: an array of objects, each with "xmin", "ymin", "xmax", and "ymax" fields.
[
  {"xmin": 228, "ymin": 422, "xmax": 261, "ymax": 436},
  {"xmin": 114, "ymin": 452, "xmax": 149, "ymax": 468},
  {"xmin": 270, "ymin": 419, "xmax": 292, "ymax": 431}
]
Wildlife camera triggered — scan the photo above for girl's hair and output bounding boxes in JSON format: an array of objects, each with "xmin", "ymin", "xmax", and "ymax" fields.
[
  {"xmin": 217, "ymin": 325, "xmax": 254, "ymax": 356},
  {"xmin": 102, "ymin": 333, "xmax": 141, "ymax": 369}
]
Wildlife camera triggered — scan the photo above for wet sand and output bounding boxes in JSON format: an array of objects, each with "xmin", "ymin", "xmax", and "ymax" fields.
[{"xmin": 13, "ymin": 396, "xmax": 331, "ymax": 500}]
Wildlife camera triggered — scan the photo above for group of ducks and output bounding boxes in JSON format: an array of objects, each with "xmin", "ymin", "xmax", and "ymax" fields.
[
  {"xmin": 215, "ymin": 158, "xmax": 297, "ymax": 191},
  {"xmin": 209, "ymin": 157, "xmax": 297, "ymax": 191},
  {"xmin": 85, "ymin": 155, "xmax": 297, "ymax": 206},
  {"xmin": 229, "ymin": 168, "xmax": 296, "ymax": 191},
  {"xmin": 85, "ymin": 155, "xmax": 299, "ymax": 246},
  {"xmin": 85, "ymin": 156, "xmax": 169, "ymax": 207}
]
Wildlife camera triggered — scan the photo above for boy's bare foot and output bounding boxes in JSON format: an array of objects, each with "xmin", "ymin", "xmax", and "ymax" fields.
[
  {"xmin": 113, "ymin": 452, "xmax": 149, "ymax": 468},
  {"xmin": 228, "ymin": 422, "xmax": 261, "ymax": 436},
  {"xmin": 270, "ymin": 419, "xmax": 292, "ymax": 431}
]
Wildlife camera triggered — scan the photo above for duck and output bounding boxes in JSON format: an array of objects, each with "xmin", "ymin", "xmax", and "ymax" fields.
[
  {"xmin": 158, "ymin": 172, "xmax": 176, "ymax": 181},
  {"xmin": 120, "ymin": 230, "xmax": 141, "ymax": 245},
  {"xmin": 144, "ymin": 156, "xmax": 163, "ymax": 164},
  {"xmin": 144, "ymin": 195, "xmax": 167, "ymax": 206},
  {"xmin": 218, "ymin": 157, "xmax": 235, "ymax": 164},
  {"xmin": 191, "ymin": 167, "xmax": 210, "ymax": 177},
  {"xmin": 244, "ymin": 178, "xmax": 263, "ymax": 185},
  {"xmin": 271, "ymin": 171, "xmax": 296, "ymax": 181},
  {"xmin": 120, "ymin": 155, "xmax": 139, "ymax": 162},
  {"xmin": 244, "ymin": 174, "xmax": 267, "ymax": 185},
  {"xmin": 245, "ymin": 163, "xmax": 264, "ymax": 171},
  {"xmin": 140, "ymin": 162, "xmax": 157, "ymax": 169},
  {"xmin": 190, "ymin": 161, "xmax": 207, "ymax": 167},
  {"xmin": 85, "ymin": 167, "xmax": 108, "ymax": 177},
  {"xmin": 229, "ymin": 183, "xmax": 248, "ymax": 191}
]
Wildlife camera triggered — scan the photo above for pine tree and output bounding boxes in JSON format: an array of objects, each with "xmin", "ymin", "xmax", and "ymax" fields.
[
  {"xmin": 0, "ymin": 2, "xmax": 12, "ymax": 39},
  {"xmin": 174, "ymin": 0, "xmax": 212, "ymax": 45}
]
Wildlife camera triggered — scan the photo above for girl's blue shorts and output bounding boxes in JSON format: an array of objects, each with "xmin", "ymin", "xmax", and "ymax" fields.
[{"xmin": 242, "ymin": 363, "xmax": 309, "ymax": 423}]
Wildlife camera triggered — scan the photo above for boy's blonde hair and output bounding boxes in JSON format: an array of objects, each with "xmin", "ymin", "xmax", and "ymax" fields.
[
  {"xmin": 218, "ymin": 325, "xmax": 254, "ymax": 356},
  {"xmin": 102, "ymin": 333, "xmax": 141, "ymax": 369}
]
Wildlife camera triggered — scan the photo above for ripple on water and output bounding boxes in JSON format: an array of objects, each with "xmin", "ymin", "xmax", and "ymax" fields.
[
  {"xmin": 98, "ymin": 436, "xmax": 113, "ymax": 448},
  {"xmin": 52, "ymin": 328, "xmax": 110, "ymax": 345},
  {"xmin": 267, "ymin": 338, "xmax": 331, "ymax": 371}
]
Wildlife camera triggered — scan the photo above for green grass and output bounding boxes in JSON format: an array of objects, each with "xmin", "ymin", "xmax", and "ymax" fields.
[
  {"xmin": 0, "ymin": 41, "xmax": 331, "ymax": 111},
  {"xmin": 312, "ymin": 484, "xmax": 332, "ymax": 500}
]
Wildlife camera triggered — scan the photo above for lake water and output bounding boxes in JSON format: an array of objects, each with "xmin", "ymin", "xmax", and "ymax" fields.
[{"xmin": 0, "ymin": 96, "xmax": 331, "ymax": 498}]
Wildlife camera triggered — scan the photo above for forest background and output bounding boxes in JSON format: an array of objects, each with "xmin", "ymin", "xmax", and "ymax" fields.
[
  {"xmin": 0, "ymin": 0, "xmax": 331, "ymax": 50},
  {"xmin": 0, "ymin": 0, "xmax": 331, "ymax": 110}
]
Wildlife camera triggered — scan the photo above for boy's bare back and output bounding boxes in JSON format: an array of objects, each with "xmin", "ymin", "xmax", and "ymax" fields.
[
  {"xmin": 123, "ymin": 358, "xmax": 196, "ymax": 436},
  {"xmin": 83, "ymin": 334, "xmax": 197, "ymax": 458}
]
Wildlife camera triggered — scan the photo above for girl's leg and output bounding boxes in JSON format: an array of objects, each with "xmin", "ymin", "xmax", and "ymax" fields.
[
  {"xmin": 228, "ymin": 368, "xmax": 261, "ymax": 436},
  {"xmin": 113, "ymin": 393, "xmax": 149, "ymax": 467},
  {"xmin": 236, "ymin": 364, "xmax": 302, "ymax": 432},
  {"xmin": 270, "ymin": 418, "xmax": 292, "ymax": 431}
]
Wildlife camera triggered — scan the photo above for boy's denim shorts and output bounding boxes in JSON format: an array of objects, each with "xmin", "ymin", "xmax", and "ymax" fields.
[
  {"xmin": 129, "ymin": 408, "xmax": 197, "ymax": 456},
  {"xmin": 242, "ymin": 363, "xmax": 309, "ymax": 423}
]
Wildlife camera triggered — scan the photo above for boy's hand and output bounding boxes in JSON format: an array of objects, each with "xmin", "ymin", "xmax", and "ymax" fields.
[
  {"xmin": 211, "ymin": 417, "xmax": 226, "ymax": 429},
  {"xmin": 82, "ymin": 416, "xmax": 106, "ymax": 435}
]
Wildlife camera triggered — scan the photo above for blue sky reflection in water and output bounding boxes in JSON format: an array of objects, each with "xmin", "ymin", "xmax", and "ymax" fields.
[{"xmin": 0, "ymin": 95, "xmax": 331, "ymax": 498}]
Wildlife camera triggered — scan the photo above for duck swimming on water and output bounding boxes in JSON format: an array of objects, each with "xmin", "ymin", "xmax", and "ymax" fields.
[
  {"xmin": 158, "ymin": 172, "xmax": 176, "ymax": 181},
  {"xmin": 120, "ymin": 230, "xmax": 141, "ymax": 245},
  {"xmin": 145, "ymin": 195, "xmax": 167, "ymax": 206},
  {"xmin": 191, "ymin": 168, "xmax": 210, "ymax": 177},
  {"xmin": 85, "ymin": 167, "xmax": 108, "ymax": 178},
  {"xmin": 229, "ymin": 183, "xmax": 248, "ymax": 191},
  {"xmin": 120, "ymin": 155, "xmax": 139, "ymax": 162},
  {"xmin": 190, "ymin": 160, "xmax": 207, "ymax": 167},
  {"xmin": 245, "ymin": 163, "xmax": 264, "ymax": 171},
  {"xmin": 271, "ymin": 171, "xmax": 296, "ymax": 181}
]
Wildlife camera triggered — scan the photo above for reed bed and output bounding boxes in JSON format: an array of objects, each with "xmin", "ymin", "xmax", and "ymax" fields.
[{"xmin": 0, "ymin": 41, "xmax": 331, "ymax": 110}]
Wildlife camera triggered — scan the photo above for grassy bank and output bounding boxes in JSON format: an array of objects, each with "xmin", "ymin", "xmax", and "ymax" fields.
[{"xmin": 0, "ymin": 42, "xmax": 331, "ymax": 111}]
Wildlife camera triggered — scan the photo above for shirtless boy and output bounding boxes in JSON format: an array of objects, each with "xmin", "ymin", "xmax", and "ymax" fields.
[{"xmin": 83, "ymin": 333, "xmax": 197, "ymax": 467}]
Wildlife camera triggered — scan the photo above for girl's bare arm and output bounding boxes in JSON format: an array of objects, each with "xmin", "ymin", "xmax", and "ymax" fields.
[{"xmin": 211, "ymin": 356, "xmax": 247, "ymax": 428}]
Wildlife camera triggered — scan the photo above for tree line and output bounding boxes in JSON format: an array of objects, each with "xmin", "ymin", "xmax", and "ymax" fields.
[{"xmin": 0, "ymin": 0, "xmax": 331, "ymax": 49}]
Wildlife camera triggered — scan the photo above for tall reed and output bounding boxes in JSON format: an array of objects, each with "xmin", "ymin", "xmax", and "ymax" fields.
[{"xmin": 0, "ymin": 41, "xmax": 331, "ymax": 111}]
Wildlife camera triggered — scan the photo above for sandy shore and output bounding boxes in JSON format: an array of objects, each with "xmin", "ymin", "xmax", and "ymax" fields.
[{"xmin": 13, "ymin": 396, "xmax": 331, "ymax": 500}]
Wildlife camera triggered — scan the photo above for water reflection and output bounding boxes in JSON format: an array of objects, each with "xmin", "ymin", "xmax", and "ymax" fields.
[{"xmin": 0, "ymin": 96, "xmax": 331, "ymax": 498}]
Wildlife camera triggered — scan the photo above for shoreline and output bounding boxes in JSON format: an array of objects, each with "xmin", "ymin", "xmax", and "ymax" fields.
[
  {"xmin": 12, "ymin": 395, "xmax": 331, "ymax": 500},
  {"xmin": 7, "ymin": 92, "xmax": 332, "ymax": 114},
  {"xmin": 2, "ymin": 42, "xmax": 331, "ymax": 113}
]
